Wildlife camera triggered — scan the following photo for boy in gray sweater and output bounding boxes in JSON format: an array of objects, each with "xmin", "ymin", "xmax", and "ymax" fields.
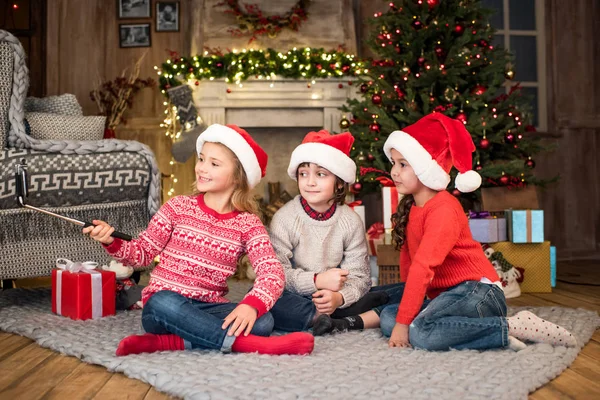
[{"xmin": 269, "ymin": 130, "xmax": 399, "ymax": 335}]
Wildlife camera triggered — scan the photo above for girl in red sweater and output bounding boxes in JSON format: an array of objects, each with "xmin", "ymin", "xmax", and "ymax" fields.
[
  {"xmin": 84, "ymin": 124, "xmax": 314, "ymax": 356},
  {"xmin": 321, "ymin": 113, "xmax": 577, "ymax": 351}
]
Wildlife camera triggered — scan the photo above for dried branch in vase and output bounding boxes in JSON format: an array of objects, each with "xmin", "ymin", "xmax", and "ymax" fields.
[{"xmin": 90, "ymin": 52, "xmax": 156, "ymax": 134}]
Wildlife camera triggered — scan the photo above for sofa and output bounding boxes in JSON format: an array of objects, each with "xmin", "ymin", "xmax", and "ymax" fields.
[{"xmin": 0, "ymin": 30, "xmax": 160, "ymax": 281}]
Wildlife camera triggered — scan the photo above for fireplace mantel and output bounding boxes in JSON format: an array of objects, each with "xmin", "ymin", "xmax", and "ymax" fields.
[{"xmin": 192, "ymin": 79, "xmax": 359, "ymax": 131}]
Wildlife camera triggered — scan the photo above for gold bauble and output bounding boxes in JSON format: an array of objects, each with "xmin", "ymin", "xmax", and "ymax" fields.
[
  {"xmin": 339, "ymin": 117, "xmax": 350, "ymax": 130},
  {"xmin": 504, "ymin": 69, "xmax": 515, "ymax": 80}
]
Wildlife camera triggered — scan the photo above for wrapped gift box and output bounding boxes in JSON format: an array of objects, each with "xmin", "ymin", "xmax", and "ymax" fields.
[
  {"xmin": 469, "ymin": 217, "xmax": 507, "ymax": 243},
  {"xmin": 376, "ymin": 244, "xmax": 402, "ymax": 285},
  {"xmin": 349, "ymin": 204, "xmax": 366, "ymax": 230},
  {"xmin": 382, "ymin": 186, "xmax": 400, "ymax": 229},
  {"xmin": 52, "ymin": 260, "xmax": 116, "ymax": 320},
  {"xmin": 490, "ymin": 241, "xmax": 551, "ymax": 293},
  {"xmin": 550, "ymin": 246, "xmax": 556, "ymax": 288},
  {"xmin": 505, "ymin": 209, "xmax": 544, "ymax": 243}
]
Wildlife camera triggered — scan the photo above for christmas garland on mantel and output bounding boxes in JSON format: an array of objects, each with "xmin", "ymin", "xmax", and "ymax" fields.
[
  {"xmin": 218, "ymin": 0, "xmax": 311, "ymax": 42},
  {"xmin": 157, "ymin": 47, "xmax": 365, "ymax": 94}
]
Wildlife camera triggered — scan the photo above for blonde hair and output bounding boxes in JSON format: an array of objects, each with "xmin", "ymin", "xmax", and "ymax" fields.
[
  {"xmin": 192, "ymin": 142, "xmax": 261, "ymax": 217},
  {"xmin": 390, "ymin": 194, "xmax": 415, "ymax": 250},
  {"xmin": 296, "ymin": 162, "xmax": 348, "ymax": 205}
]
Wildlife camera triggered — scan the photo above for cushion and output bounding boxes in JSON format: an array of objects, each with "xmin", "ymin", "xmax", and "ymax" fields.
[
  {"xmin": 25, "ymin": 112, "xmax": 105, "ymax": 141},
  {"xmin": 25, "ymin": 94, "xmax": 83, "ymax": 116}
]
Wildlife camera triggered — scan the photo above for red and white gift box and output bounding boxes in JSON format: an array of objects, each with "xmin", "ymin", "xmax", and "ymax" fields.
[
  {"xmin": 51, "ymin": 258, "xmax": 116, "ymax": 320},
  {"xmin": 347, "ymin": 200, "xmax": 366, "ymax": 230}
]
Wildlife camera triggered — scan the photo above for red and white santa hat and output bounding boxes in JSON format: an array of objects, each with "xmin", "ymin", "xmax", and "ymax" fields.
[
  {"xmin": 287, "ymin": 130, "xmax": 356, "ymax": 183},
  {"xmin": 383, "ymin": 113, "xmax": 482, "ymax": 192},
  {"xmin": 196, "ymin": 124, "xmax": 267, "ymax": 189}
]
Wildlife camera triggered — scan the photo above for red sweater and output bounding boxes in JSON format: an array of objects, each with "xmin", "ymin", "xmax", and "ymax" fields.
[
  {"xmin": 396, "ymin": 191, "xmax": 499, "ymax": 325},
  {"xmin": 104, "ymin": 194, "xmax": 285, "ymax": 318}
]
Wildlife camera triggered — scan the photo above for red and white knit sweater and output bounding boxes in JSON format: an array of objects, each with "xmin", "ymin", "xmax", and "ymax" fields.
[
  {"xmin": 103, "ymin": 194, "xmax": 285, "ymax": 318},
  {"xmin": 396, "ymin": 190, "xmax": 500, "ymax": 325}
]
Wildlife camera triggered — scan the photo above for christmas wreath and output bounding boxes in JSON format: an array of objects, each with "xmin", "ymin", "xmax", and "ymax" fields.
[{"xmin": 218, "ymin": 0, "xmax": 311, "ymax": 42}]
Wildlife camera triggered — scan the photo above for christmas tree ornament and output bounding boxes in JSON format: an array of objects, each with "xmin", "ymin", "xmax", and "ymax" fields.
[
  {"xmin": 367, "ymin": 153, "xmax": 375, "ymax": 161},
  {"xmin": 504, "ymin": 132, "xmax": 515, "ymax": 144},
  {"xmin": 452, "ymin": 189, "xmax": 461, "ymax": 197},
  {"xmin": 357, "ymin": 152, "xmax": 366, "ymax": 162},
  {"xmin": 456, "ymin": 110, "xmax": 468, "ymax": 124},
  {"xmin": 369, "ymin": 122, "xmax": 381, "ymax": 133},
  {"xmin": 412, "ymin": 20, "xmax": 423, "ymax": 30},
  {"xmin": 471, "ymin": 84, "xmax": 487, "ymax": 96},
  {"xmin": 338, "ymin": 83, "xmax": 344, "ymax": 89},
  {"xmin": 427, "ymin": 0, "xmax": 439, "ymax": 8},
  {"xmin": 360, "ymin": 83, "xmax": 369, "ymax": 93},
  {"xmin": 371, "ymin": 94, "xmax": 383, "ymax": 105},
  {"xmin": 454, "ymin": 23, "xmax": 465, "ymax": 35},
  {"xmin": 500, "ymin": 173, "xmax": 509, "ymax": 185},
  {"xmin": 504, "ymin": 69, "xmax": 515, "ymax": 80},
  {"xmin": 226, "ymin": 88, "xmax": 231, "ymax": 93},
  {"xmin": 479, "ymin": 137, "xmax": 490, "ymax": 150},
  {"xmin": 475, "ymin": 162, "xmax": 483, "ymax": 171},
  {"xmin": 339, "ymin": 117, "xmax": 350, "ymax": 130},
  {"xmin": 351, "ymin": 182, "xmax": 362, "ymax": 193},
  {"xmin": 417, "ymin": 56, "xmax": 426, "ymax": 66},
  {"xmin": 443, "ymin": 87, "xmax": 457, "ymax": 101},
  {"xmin": 525, "ymin": 157, "xmax": 536, "ymax": 168}
]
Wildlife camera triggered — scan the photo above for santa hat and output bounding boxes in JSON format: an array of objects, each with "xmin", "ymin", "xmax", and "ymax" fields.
[
  {"xmin": 196, "ymin": 124, "xmax": 267, "ymax": 189},
  {"xmin": 383, "ymin": 113, "xmax": 482, "ymax": 192},
  {"xmin": 287, "ymin": 130, "xmax": 356, "ymax": 184}
]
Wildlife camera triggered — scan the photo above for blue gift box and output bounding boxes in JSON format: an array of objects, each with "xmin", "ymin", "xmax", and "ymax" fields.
[
  {"xmin": 505, "ymin": 209, "xmax": 544, "ymax": 243},
  {"xmin": 469, "ymin": 218, "xmax": 507, "ymax": 243},
  {"xmin": 550, "ymin": 246, "xmax": 556, "ymax": 287}
]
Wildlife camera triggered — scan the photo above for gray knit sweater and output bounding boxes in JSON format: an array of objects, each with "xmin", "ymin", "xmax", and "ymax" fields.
[{"xmin": 268, "ymin": 196, "xmax": 371, "ymax": 308}]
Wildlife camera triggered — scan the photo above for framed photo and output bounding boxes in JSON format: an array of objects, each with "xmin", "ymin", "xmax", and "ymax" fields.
[
  {"xmin": 156, "ymin": 2, "xmax": 180, "ymax": 32},
  {"xmin": 118, "ymin": 0, "xmax": 151, "ymax": 19},
  {"xmin": 119, "ymin": 24, "xmax": 151, "ymax": 48}
]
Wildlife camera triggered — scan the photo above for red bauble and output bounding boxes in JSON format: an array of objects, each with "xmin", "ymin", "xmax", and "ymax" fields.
[
  {"xmin": 360, "ymin": 83, "xmax": 369, "ymax": 93},
  {"xmin": 307, "ymin": 83, "xmax": 311, "ymax": 88},
  {"xmin": 226, "ymin": 88, "xmax": 231, "ymax": 93},
  {"xmin": 367, "ymin": 153, "xmax": 375, "ymax": 161},
  {"xmin": 188, "ymin": 67, "xmax": 194, "ymax": 72},
  {"xmin": 316, "ymin": 64, "xmax": 322, "ymax": 70},
  {"xmin": 452, "ymin": 189, "xmax": 461, "ymax": 197},
  {"xmin": 412, "ymin": 20, "xmax": 423, "ymax": 30},
  {"xmin": 395, "ymin": 87, "xmax": 406, "ymax": 99},
  {"xmin": 471, "ymin": 85, "xmax": 487, "ymax": 96},
  {"xmin": 475, "ymin": 163, "xmax": 483, "ymax": 171},
  {"xmin": 504, "ymin": 132, "xmax": 515, "ymax": 144},
  {"xmin": 194, "ymin": 81, "xmax": 200, "ymax": 86},
  {"xmin": 525, "ymin": 158, "xmax": 536, "ymax": 168},
  {"xmin": 456, "ymin": 111, "xmax": 468, "ymax": 124},
  {"xmin": 434, "ymin": 105, "xmax": 447, "ymax": 112},
  {"xmin": 369, "ymin": 122, "xmax": 381, "ymax": 133},
  {"xmin": 372, "ymin": 94, "xmax": 383, "ymax": 105},
  {"xmin": 351, "ymin": 182, "xmax": 362, "ymax": 193},
  {"xmin": 338, "ymin": 83, "xmax": 344, "ymax": 89},
  {"xmin": 499, "ymin": 175, "xmax": 509, "ymax": 185},
  {"xmin": 216, "ymin": 62, "xmax": 223, "ymax": 68},
  {"xmin": 342, "ymin": 65, "xmax": 350, "ymax": 73},
  {"xmin": 348, "ymin": 80, "xmax": 353, "ymax": 85},
  {"xmin": 417, "ymin": 56, "xmax": 426, "ymax": 66},
  {"xmin": 479, "ymin": 138, "xmax": 491, "ymax": 149},
  {"xmin": 427, "ymin": 0, "xmax": 439, "ymax": 8},
  {"xmin": 454, "ymin": 24, "xmax": 465, "ymax": 35},
  {"xmin": 479, "ymin": 39, "xmax": 489, "ymax": 48}
]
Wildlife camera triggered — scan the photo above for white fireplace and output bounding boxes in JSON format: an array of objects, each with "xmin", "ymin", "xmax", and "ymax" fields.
[{"xmin": 192, "ymin": 78, "xmax": 360, "ymax": 198}]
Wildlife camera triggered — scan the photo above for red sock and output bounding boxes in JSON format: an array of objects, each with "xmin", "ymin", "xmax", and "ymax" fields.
[
  {"xmin": 116, "ymin": 333, "xmax": 185, "ymax": 356},
  {"xmin": 231, "ymin": 332, "xmax": 314, "ymax": 355}
]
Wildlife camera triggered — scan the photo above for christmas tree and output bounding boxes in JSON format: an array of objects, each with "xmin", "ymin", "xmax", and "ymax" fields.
[{"xmin": 342, "ymin": 0, "xmax": 551, "ymax": 202}]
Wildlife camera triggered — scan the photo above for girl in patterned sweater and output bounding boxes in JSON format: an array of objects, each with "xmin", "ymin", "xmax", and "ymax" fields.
[
  {"xmin": 269, "ymin": 130, "xmax": 401, "ymax": 334},
  {"xmin": 328, "ymin": 113, "xmax": 576, "ymax": 351},
  {"xmin": 84, "ymin": 124, "xmax": 314, "ymax": 356}
]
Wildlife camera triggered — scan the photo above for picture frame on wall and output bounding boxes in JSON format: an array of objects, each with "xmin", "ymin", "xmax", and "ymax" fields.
[
  {"xmin": 118, "ymin": 0, "xmax": 151, "ymax": 19},
  {"xmin": 119, "ymin": 24, "xmax": 151, "ymax": 48},
  {"xmin": 156, "ymin": 2, "xmax": 180, "ymax": 32}
]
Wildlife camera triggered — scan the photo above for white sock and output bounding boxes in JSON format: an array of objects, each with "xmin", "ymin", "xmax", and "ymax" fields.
[
  {"xmin": 508, "ymin": 336, "xmax": 527, "ymax": 351},
  {"xmin": 507, "ymin": 311, "xmax": 577, "ymax": 347}
]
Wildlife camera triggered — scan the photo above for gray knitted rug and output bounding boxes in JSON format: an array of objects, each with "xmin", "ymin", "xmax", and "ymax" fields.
[{"xmin": 1, "ymin": 287, "xmax": 598, "ymax": 400}]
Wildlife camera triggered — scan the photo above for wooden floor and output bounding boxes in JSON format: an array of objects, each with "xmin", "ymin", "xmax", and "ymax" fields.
[{"xmin": 1, "ymin": 269, "xmax": 599, "ymax": 399}]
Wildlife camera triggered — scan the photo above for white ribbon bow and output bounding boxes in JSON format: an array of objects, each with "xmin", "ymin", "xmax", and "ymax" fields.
[
  {"xmin": 55, "ymin": 258, "xmax": 103, "ymax": 319},
  {"xmin": 56, "ymin": 258, "xmax": 98, "ymax": 273}
]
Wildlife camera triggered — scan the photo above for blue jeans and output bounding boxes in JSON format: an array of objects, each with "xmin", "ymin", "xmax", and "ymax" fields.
[
  {"xmin": 380, "ymin": 281, "xmax": 509, "ymax": 351},
  {"xmin": 271, "ymin": 283, "xmax": 407, "ymax": 332},
  {"xmin": 141, "ymin": 290, "xmax": 275, "ymax": 352}
]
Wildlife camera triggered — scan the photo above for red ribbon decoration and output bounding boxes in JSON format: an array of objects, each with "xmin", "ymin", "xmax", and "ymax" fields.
[
  {"xmin": 367, "ymin": 222, "xmax": 385, "ymax": 239},
  {"xmin": 375, "ymin": 176, "xmax": 395, "ymax": 187},
  {"xmin": 346, "ymin": 200, "xmax": 363, "ymax": 208}
]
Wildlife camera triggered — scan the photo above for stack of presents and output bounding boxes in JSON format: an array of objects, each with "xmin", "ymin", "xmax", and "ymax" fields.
[{"xmin": 356, "ymin": 185, "xmax": 556, "ymax": 299}]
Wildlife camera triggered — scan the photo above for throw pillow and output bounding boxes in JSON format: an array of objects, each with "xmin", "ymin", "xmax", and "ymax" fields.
[
  {"xmin": 25, "ymin": 94, "xmax": 83, "ymax": 116},
  {"xmin": 26, "ymin": 112, "xmax": 105, "ymax": 141}
]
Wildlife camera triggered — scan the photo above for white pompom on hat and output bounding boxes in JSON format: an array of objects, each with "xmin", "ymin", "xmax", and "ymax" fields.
[
  {"xmin": 383, "ymin": 113, "xmax": 482, "ymax": 192},
  {"xmin": 287, "ymin": 130, "xmax": 357, "ymax": 184}
]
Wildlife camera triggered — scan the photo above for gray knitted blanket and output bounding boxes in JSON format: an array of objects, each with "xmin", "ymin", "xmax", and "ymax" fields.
[{"xmin": 0, "ymin": 286, "xmax": 598, "ymax": 400}]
